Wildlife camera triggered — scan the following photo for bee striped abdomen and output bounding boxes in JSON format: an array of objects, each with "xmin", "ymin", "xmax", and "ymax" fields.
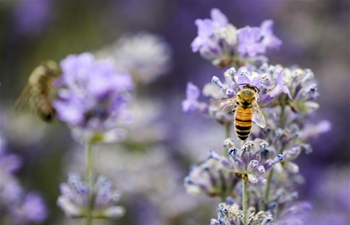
[{"xmin": 235, "ymin": 108, "xmax": 252, "ymax": 140}]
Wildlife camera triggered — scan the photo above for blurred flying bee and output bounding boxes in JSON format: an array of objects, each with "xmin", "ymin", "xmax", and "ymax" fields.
[
  {"xmin": 15, "ymin": 60, "xmax": 61, "ymax": 122},
  {"xmin": 210, "ymin": 84, "xmax": 266, "ymax": 141}
]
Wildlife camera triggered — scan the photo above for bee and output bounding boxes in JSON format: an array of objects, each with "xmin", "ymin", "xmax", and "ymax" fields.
[
  {"xmin": 15, "ymin": 60, "xmax": 61, "ymax": 122},
  {"xmin": 210, "ymin": 84, "xmax": 266, "ymax": 141}
]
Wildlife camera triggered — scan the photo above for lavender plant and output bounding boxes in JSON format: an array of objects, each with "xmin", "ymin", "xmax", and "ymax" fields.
[
  {"xmin": 53, "ymin": 52, "xmax": 134, "ymax": 224},
  {"xmin": 0, "ymin": 131, "xmax": 47, "ymax": 225},
  {"xmin": 183, "ymin": 8, "xmax": 329, "ymax": 225},
  {"xmin": 191, "ymin": 8, "xmax": 281, "ymax": 68}
]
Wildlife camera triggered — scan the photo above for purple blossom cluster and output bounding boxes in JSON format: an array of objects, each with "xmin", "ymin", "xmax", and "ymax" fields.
[
  {"xmin": 53, "ymin": 53, "xmax": 134, "ymax": 143},
  {"xmin": 183, "ymin": 8, "xmax": 330, "ymax": 225},
  {"xmin": 181, "ymin": 62, "xmax": 327, "ymax": 222},
  {"xmin": 57, "ymin": 173, "xmax": 125, "ymax": 219},
  {"xmin": 191, "ymin": 8, "xmax": 281, "ymax": 67},
  {"xmin": 0, "ymin": 133, "xmax": 47, "ymax": 225},
  {"xmin": 184, "ymin": 150, "xmax": 240, "ymax": 198},
  {"xmin": 211, "ymin": 201, "xmax": 273, "ymax": 225},
  {"xmin": 182, "ymin": 63, "xmax": 320, "ymax": 122},
  {"xmin": 225, "ymin": 138, "xmax": 283, "ymax": 184}
]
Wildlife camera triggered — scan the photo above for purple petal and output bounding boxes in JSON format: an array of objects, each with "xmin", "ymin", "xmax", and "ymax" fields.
[
  {"xmin": 261, "ymin": 20, "xmax": 274, "ymax": 35},
  {"xmin": 210, "ymin": 8, "xmax": 228, "ymax": 28},
  {"xmin": 277, "ymin": 70, "xmax": 284, "ymax": 85},
  {"xmin": 186, "ymin": 82, "xmax": 200, "ymax": 100},
  {"xmin": 195, "ymin": 19, "xmax": 213, "ymax": 38},
  {"xmin": 268, "ymin": 85, "xmax": 282, "ymax": 98},
  {"xmin": 282, "ymin": 86, "xmax": 292, "ymax": 99},
  {"xmin": 238, "ymin": 27, "xmax": 250, "ymax": 42},
  {"xmin": 191, "ymin": 36, "xmax": 203, "ymax": 52},
  {"xmin": 0, "ymin": 154, "xmax": 21, "ymax": 174},
  {"xmin": 21, "ymin": 193, "xmax": 47, "ymax": 222},
  {"xmin": 316, "ymin": 120, "xmax": 332, "ymax": 133},
  {"xmin": 238, "ymin": 75, "xmax": 251, "ymax": 86},
  {"xmin": 182, "ymin": 100, "xmax": 194, "ymax": 114},
  {"xmin": 251, "ymin": 27, "xmax": 263, "ymax": 42},
  {"xmin": 261, "ymin": 20, "xmax": 282, "ymax": 49},
  {"xmin": 251, "ymin": 77, "xmax": 263, "ymax": 88}
]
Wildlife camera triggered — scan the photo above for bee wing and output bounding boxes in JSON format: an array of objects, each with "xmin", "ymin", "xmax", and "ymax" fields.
[
  {"xmin": 210, "ymin": 97, "xmax": 237, "ymax": 114},
  {"xmin": 252, "ymin": 102, "xmax": 266, "ymax": 128},
  {"xmin": 14, "ymin": 85, "xmax": 32, "ymax": 110}
]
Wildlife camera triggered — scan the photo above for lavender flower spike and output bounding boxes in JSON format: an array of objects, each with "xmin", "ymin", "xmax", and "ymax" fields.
[
  {"xmin": 57, "ymin": 173, "xmax": 125, "ymax": 219},
  {"xmin": 53, "ymin": 52, "xmax": 134, "ymax": 143}
]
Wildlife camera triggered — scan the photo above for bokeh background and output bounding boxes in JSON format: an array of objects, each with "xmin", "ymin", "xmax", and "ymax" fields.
[{"xmin": 0, "ymin": 0, "xmax": 349, "ymax": 225}]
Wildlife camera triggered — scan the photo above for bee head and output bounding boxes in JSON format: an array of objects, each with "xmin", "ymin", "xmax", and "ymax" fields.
[
  {"xmin": 239, "ymin": 88, "xmax": 257, "ymax": 107},
  {"xmin": 239, "ymin": 83, "xmax": 260, "ymax": 93}
]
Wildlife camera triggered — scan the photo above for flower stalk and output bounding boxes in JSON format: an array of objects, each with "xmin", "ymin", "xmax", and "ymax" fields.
[
  {"xmin": 85, "ymin": 141, "xmax": 94, "ymax": 225},
  {"xmin": 242, "ymin": 177, "xmax": 248, "ymax": 224},
  {"xmin": 264, "ymin": 98, "xmax": 286, "ymax": 204},
  {"xmin": 264, "ymin": 168, "xmax": 273, "ymax": 204},
  {"xmin": 225, "ymin": 123, "xmax": 231, "ymax": 152}
]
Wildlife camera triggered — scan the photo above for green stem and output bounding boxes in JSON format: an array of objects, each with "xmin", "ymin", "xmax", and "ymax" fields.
[
  {"xmin": 278, "ymin": 94, "xmax": 288, "ymax": 128},
  {"xmin": 278, "ymin": 104, "xmax": 285, "ymax": 128},
  {"xmin": 242, "ymin": 178, "xmax": 248, "ymax": 224},
  {"xmin": 225, "ymin": 123, "xmax": 231, "ymax": 140},
  {"xmin": 264, "ymin": 96, "xmax": 287, "ymax": 205},
  {"xmin": 220, "ymin": 123, "xmax": 231, "ymax": 203},
  {"xmin": 220, "ymin": 194, "xmax": 226, "ymax": 203},
  {"xmin": 224, "ymin": 123, "xmax": 231, "ymax": 154},
  {"xmin": 85, "ymin": 141, "xmax": 94, "ymax": 225},
  {"xmin": 264, "ymin": 169, "xmax": 274, "ymax": 202}
]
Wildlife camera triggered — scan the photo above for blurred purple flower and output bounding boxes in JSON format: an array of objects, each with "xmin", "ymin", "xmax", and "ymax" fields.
[
  {"xmin": 12, "ymin": 192, "xmax": 48, "ymax": 224},
  {"xmin": 191, "ymin": 8, "xmax": 229, "ymax": 52},
  {"xmin": 302, "ymin": 120, "xmax": 332, "ymax": 141},
  {"xmin": 210, "ymin": 8, "xmax": 229, "ymax": 29},
  {"xmin": 0, "ymin": 147, "xmax": 21, "ymax": 175},
  {"xmin": 98, "ymin": 32, "xmax": 172, "ymax": 84},
  {"xmin": 237, "ymin": 27, "xmax": 266, "ymax": 57},
  {"xmin": 191, "ymin": 19, "xmax": 214, "ymax": 52},
  {"xmin": 274, "ymin": 201, "xmax": 312, "ymax": 225},
  {"xmin": 53, "ymin": 53, "xmax": 134, "ymax": 143},
  {"xmin": 182, "ymin": 82, "xmax": 206, "ymax": 114},
  {"xmin": 0, "ymin": 133, "xmax": 47, "ymax": 225},
  {"xmin": 13, "ymin": 0, "xmax": 54, "ymax": 35},
  {"xmin": 260, "ymin": 20, "xmax": 282, "ymax": 50}
]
